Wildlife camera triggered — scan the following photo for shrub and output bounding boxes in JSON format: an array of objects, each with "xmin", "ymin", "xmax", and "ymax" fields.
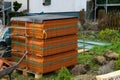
[
  {"xmin": 99, "ymin": 29, "xmax": 120, "ymax": 43},
  {"xmin": 13, "ymin": 1, "xmax": 22, "ymax": 12},
  {"xmin": 8, "ymin": 1, "xmax": 24, "ymax": 25},
  {"xmin": 56, "ymin": 67, "xmax": 72, "ymax": 80}
]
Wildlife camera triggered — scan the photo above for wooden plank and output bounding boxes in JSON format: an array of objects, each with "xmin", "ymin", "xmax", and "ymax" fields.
[
  {"xmin": 1, "ymin": 78, "xmax": 7, "ymax": 80},
  {"xmin": 16, "ymin": 68, "xmax": 42, "ymax": 79},
  {"xmin": 78, "ymin": 49, "xmax": 89, "ymax": 53},
  {"xmin": 96, "ymin": 70, "xmax": 120, "ymax": 80}
]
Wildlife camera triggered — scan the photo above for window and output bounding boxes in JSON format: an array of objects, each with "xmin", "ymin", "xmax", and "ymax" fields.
[{"xmin": 43, "ymin": 0, "xmax": 51, "ymax": 6}]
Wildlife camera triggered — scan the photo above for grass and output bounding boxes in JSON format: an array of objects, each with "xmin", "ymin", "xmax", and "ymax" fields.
[
  {"xmin": 78, "ymin": 52, "xmax": 99, "ymax": 74},
  {"xmin": 78, "ymin": 43, "xmax": 120, "ymax": 74},
  {"xmin": 91, "ymin": 43, "xmax": 120, "ymax": 53},
  {"xmin": 78, "ymin": 31, "xmax": 101, "ymax": 42}
]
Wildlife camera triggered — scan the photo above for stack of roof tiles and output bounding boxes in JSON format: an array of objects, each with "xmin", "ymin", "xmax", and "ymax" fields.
[{"xmin": 10, "ymin": 14, "xmax": 78, "ymax": 74}]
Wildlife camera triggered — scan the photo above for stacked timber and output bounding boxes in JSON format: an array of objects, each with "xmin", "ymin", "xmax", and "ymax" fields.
[{"xmin": 10, "ymin": 14, "xmax": 78, "ymax": 74}]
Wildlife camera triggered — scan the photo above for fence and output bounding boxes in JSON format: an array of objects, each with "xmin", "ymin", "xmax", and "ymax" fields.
[
  {"xmin": 80, "ymin": 9, "xmax": 85, "ymax": 25},
  {"xmin": 98, "ymin": 10, "xmax": 120, "ymax": 31}
]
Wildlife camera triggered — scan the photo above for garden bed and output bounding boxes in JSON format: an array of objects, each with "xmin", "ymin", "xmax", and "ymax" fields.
[
  {"xmin": 6, "ymin": 43, "xmax": 119, "ymax": 80},
  {"xmin": 2, "ymin": 29, "xmax": 120, "ymax": 80}
]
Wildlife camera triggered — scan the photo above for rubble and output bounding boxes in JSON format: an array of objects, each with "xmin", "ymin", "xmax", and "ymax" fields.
[
  {"xmin": 93, "ymin": 56, "xmax": 107, "ymax": 65},
  {"xmin": 0, "ymin": 57, "xmax": 12, "ymax": 71},
  {"xmin": 104, "ymin": 50, "xmax": 119, "ymax": 60}
]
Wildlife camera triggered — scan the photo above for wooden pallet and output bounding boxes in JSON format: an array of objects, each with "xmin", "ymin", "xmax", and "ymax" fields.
[
  {"xmin": 96, "ymin": 70, "xmax": 120, "ymax": 80},
  {"xmin": 14, "ymin": 68, "xmax": 42, "ymax": 79},
  {"xmin": 1, "ymin": 77, "xmax": 7, "ymax": 80},
  {"xmin": 78, "ymin": 49, "xmax": 89, "ymax": 53}
]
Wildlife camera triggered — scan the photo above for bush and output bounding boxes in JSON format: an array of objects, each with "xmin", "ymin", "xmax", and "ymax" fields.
[
  {"xmin": 9, "ymin": 11, "xmax": 25, "ymax": 17},
  {"xmin": 13, "ymin": 1, "xmax": 22, "ymax": 12},
  {"xmin": 99, "ymin": 29, "xmax": 120, "ymax": 43},
  {"xmin": 56, "ymin": 67, "xmax": 72, "ymax": 80},
  {"xmin": 7, "ymin": 1, "xmax": 24, "ymax": 25}
]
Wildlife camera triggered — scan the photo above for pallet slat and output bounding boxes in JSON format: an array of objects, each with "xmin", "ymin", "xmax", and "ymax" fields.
[
  {"xmin": 12, "ymin": 35, "xmax": 77, "ymax": 56},
  {"xmin": 11, "ymin": 18, "xmax": 78, "ymax": 39},
  {"xmin": 15, "ymin": 68, "xmax": 42, "ymax": 79},
  {"xmin": 96, "ymin": 70, "xmax": 120, "ymax": 80}
]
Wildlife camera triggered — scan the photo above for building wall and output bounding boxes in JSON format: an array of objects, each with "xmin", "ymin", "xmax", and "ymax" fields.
[
  {"xmin": 4, "ymin": 0, "xmax": 27, "ymax": 12},
  {"xmin": 75, "ymin": 0, "xmax": 87, "ymax": 11},
  {"xmin": 29, "ymin": 0, "xmax": 87, "ymax": 13},
  {"xmin": 4, "ymin": 0, "xmax": 87, "ymax": 13}
]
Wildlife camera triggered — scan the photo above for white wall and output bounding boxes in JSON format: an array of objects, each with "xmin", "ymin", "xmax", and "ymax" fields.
[
  {"xmin": 75, "ymin": 0, "xmax": 87, "ymax": 11},
  {"xmin": 4, "ymin": 0, "xmax": 87, "ymax": 13},
  {"xmin": 29, "ymin": 0, "xmax": 87, "ymax": 13},
  {"xmin": 4, "ymin": 0, "xmax": 27, "ymax": 12}
]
